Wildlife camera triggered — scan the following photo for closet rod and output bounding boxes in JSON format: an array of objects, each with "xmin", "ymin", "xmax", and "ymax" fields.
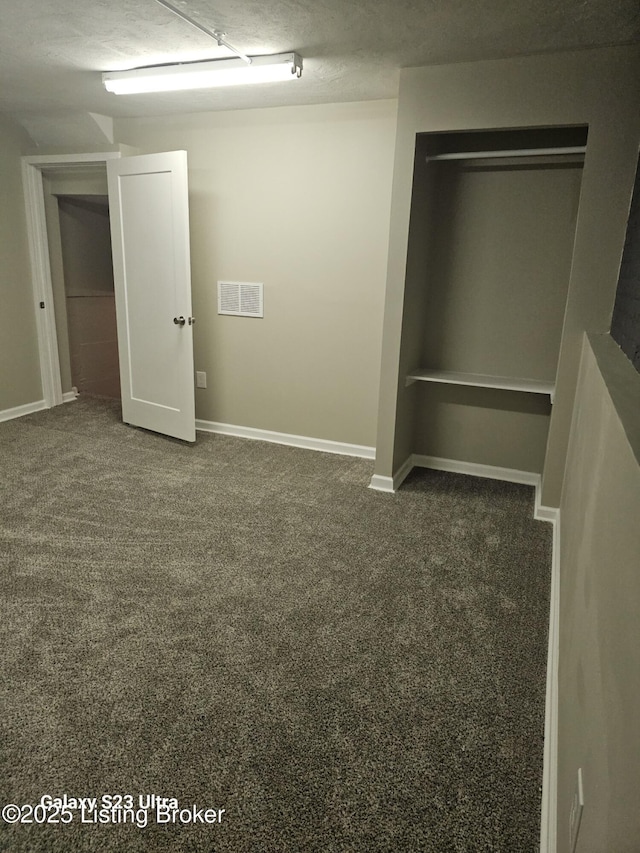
[{"xmin": 425, "ymin": 146, "xmax": 586, "ymax": 162}]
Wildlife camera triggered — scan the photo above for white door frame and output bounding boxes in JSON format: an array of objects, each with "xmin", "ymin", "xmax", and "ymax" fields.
[{"xmin": 21, "ymin": 152, "xmax": 122, "ymax": 407}]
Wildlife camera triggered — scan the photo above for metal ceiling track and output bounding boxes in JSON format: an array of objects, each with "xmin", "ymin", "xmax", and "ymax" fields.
[{"xmin": 153, "ymin": 0, "xmax": 252, "ymax": 64}]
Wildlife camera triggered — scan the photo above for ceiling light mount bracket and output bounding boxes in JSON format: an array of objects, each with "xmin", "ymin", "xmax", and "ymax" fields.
[
  {"xmin": 153, "ymin": 0, "xmax": 251, "ymax": 64},
  {"xmin": 212, "ymin": 30, "xmax": 252, "ymax": 65}
]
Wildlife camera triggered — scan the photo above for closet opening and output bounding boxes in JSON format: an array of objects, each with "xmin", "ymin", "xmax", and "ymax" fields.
[{"xmin": 400, "ymin": 124, "xmax": 588, "ymax": 475}]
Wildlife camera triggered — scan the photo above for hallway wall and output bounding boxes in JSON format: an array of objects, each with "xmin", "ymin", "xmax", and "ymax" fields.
[
  {"xmin": 557, "ymin": 333, "xmax": 640, "ymax": 852},
  {"xmin": 0, "ymin": 115, "xmax": 41, "ymax": 411}
]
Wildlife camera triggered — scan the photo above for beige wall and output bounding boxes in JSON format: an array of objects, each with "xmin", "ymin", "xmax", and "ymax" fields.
[
  {"xmin": 392, "ymin": 137, "xmax": 439, "ymax": 469},
  {"xmin": 116, "ymin": 100, "xmax": 397, "ymax": 446},
  {"xmin": 58, "ymin": 196, "xmax": 113, "ymax": 295},
  {"xmin": 373, "ymin": 45, "xmax": 640, "ymax": 502},
  {"xmin": 0, "ymin": 115, "xmax": 41, "ymax": 411},
  {"xmin": 557, "ymin": 333, "xmax": 640, "ymax": 852}
]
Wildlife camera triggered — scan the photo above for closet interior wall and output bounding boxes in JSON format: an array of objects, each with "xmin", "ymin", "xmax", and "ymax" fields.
[{"xmin": 396, "ymin": 127, "xmax": 587, "ymax": 476}]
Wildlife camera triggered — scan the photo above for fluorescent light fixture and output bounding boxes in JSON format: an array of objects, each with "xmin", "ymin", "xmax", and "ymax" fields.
[{"xmin": 103, "ymin": 53, "xmax": 302, "ymax": 95}]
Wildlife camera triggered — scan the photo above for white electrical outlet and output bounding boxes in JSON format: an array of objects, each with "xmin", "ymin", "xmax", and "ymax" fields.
[
  {"xmin": 195, "ymin": 371, "xmax": 207, "ymax": 389},
  {"xmin": 569, "ymin": 768, "xmax": 584, "ymax": 853}
]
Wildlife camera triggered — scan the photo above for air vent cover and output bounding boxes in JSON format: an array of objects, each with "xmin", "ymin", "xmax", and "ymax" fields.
[{"xmin": 218, "ymin": 281, "xmax": 264, "ymax": 317}]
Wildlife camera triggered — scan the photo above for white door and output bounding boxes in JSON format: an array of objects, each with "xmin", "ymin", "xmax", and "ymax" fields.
[{"xmin": 107, "ymin": 151, "xmax": 195, "ymax": 442}]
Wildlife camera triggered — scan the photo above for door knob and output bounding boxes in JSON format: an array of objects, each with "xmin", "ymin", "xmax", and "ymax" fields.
[{"xmin": 173, "ymin": 316, "xmax": 186, "ymax": 326}]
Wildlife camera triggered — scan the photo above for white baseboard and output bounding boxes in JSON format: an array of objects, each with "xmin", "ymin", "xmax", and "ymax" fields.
[
  {"xmin": 413, "ymin": 454, "xmax": 541, "ymax": 487},
  {"xmin": 0, "ymin": 399, "xmax": 47, "ymax": 423},
  {"xmin": 1, "ymin": 391, "xmax": 76, "ymax": 424},
  {"xmin": 371, "ymin": 453, "xmax": 543, "ymax": 495},
  {"xmin": 534, "ymin": 490, "xmax": 560, "ymax": 524},
  {"xmin": 368, "ymin": 474, "xmax": 395, "ymax": 492},
  {"xmin": 393, "ymin": 456, "xmax": 415, "ymax": 490},
  {"xmin": 195, "ymin": 418, "xmax": 375, "ymax": 459},
  {"xmin": 369, "ymin": 455, "xmax": 414, "ymax": 492},
  {"xmin": 414, "ymin": 455, "xmax": 561, "ymax": 523},
  {"xmin": 540, "ymin": 511, "xmax": 560, "ymax": 853}
]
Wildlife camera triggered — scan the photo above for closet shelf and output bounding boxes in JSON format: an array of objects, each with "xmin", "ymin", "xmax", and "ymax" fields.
[
  {"xmin": 425, "ymin": 145, "xmax": 586, "ymax": 163},
  {"xmin": 405, "ymin": 368, "xmax": 555, "ymax": 401}
]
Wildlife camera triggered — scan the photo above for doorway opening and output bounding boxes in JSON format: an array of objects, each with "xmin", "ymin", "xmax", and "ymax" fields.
[
  {"xmin": 45, "ymin": 186, "xmax": 121, "ymax": 401},
  {"xmin": 23, "ymin": 149, "xmax": 197, "ymax": 443},
  {"xmin": 21, "ymin": 151, "xmax": 122, "ymax": 408}
]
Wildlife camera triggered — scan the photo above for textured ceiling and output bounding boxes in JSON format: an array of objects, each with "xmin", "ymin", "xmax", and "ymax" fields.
[{"xmin": 2, "ymin": 0, "xmax": 639, "ymax": 145}]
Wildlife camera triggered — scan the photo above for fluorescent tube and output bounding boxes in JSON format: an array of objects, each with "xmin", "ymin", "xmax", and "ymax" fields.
[{"xmin": 103, "ymin": 53, "xmax": 302, "ymax": 94}]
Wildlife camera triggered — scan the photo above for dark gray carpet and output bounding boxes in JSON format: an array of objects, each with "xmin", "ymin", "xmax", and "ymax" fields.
[{"xmin": 0, "ymin": 396, "xmax": 552, "ymax": 852}]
